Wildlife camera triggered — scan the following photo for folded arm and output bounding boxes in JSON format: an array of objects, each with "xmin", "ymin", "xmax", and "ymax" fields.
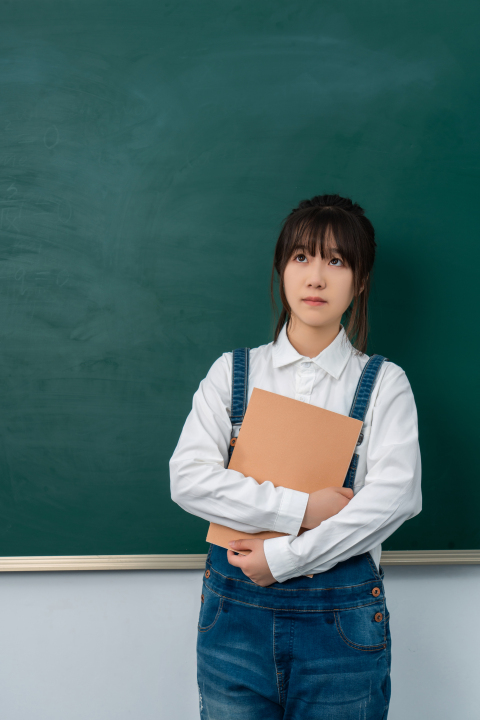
[
  {"xmin": 263, "ymin": 364, "xmax": 422, "ymax": 583},
  {"xmin": 169, "ymin": 353, "xmax": 309, "ymax": 536}
]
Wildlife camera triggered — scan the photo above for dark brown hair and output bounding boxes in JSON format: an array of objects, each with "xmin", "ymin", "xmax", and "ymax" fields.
[{"xmin": 270, "ymin": 193, "xmax": 376, "ymax": 355}]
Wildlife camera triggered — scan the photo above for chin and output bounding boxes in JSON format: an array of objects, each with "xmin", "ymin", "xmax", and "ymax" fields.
[{"xmin": 299, "ymin": 316, "xmax": 329, "ymax": 328}]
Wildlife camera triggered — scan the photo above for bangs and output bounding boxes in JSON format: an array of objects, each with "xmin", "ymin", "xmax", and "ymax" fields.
[{"xmin": 285, "ymin": 209, "xmax": 362, "ymax": 270}]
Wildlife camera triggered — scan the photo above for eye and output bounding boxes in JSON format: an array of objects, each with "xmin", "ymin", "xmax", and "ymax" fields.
[
  {"xmin": 294, "ymin": 252, "xmax": 308, "ymax": 263},
  {"xmin": 329, "ymin": 257, "xmax": 344, "ymax": 267}
]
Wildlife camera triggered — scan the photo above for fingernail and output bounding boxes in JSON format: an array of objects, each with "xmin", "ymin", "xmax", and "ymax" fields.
[{"xmin": 229, "ymin": 541, "xmax": 236, "ymax": 546}]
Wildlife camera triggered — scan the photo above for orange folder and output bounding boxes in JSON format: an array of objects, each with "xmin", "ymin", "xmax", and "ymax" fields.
[{"xmin": 206, "ymin": 388, "xmax": 363, "ymax": 576}]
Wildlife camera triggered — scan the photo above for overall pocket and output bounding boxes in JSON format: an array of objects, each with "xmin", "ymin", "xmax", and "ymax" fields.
[
  {"xmin": 334, "ymin": 599, "xmax": 386, "ymax": 651},
  {"xmin": 198, "ymin": 583, "xmax": 224, "ymax": 634}
]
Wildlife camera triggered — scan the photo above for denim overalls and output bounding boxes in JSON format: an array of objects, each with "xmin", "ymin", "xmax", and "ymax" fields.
[{"xmin": 197, "ymin": 349, "xmax": 392, "ymax": 720}]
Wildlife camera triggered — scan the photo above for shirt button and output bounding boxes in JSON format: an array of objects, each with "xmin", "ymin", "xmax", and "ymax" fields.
[
  {"xmin": 303, "ymin": 362, "xmax": 311, "ymax": 368},
  {"xmin": 372, "ymin": 587, "xmax": 381, "ymax": 597},
  {"xmin": 374, "ymin": 612, "xmax": 383, "ymax": 622},
  {"xmin": 205, "ymin": 569, "xmax": 210, "ymax": 578}
]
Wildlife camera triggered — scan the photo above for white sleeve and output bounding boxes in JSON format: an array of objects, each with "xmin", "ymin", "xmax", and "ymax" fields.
[
  {"xmin": 263, "ymin": 363, "xmax": 422, "ymax": 582},
  {"xmin": 169, "ymin": 352, "xmax": 309, "ymax": 535}
]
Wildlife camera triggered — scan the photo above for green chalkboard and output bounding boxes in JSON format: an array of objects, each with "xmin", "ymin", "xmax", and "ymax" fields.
[{"xmin": 0, "ymin": 0, "xmax": 478, "ymax": 557}]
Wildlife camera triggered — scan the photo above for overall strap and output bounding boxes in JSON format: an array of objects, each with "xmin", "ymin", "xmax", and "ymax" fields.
[
  {"xmin": 349, "ymin": 354, "xmax": 389, "ymax": 424},
  {"xmin": 343, "ymin": 353, "xmax": 389, "ymax": 489},
  {"xmin": 228, "ymin": 347, "xmax": 250, "ymax": 464}
]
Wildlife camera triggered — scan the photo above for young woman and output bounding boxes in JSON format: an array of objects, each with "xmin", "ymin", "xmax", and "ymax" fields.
[{"xmin": 169, "ymin": 193, "xmax": 422, "ymax": 719}]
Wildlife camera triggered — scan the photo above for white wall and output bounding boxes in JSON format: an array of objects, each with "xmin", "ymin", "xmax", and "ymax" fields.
[{"xmin": 1, "ymin": 565, "xmax": 479, "ymax": 719}]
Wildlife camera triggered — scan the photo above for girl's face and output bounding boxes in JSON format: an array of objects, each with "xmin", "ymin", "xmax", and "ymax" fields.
[{"xmin": 282, "ymin": 233, "xmax": 358, "ymax": 332}]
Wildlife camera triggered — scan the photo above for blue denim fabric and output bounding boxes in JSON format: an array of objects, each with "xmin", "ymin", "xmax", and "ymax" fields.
[
  {"xmin": 198, "ymin": 348, "xmax": 392, "ymax": 718},
  {"xmin": 343, "ymin": 353, "xmax": 388, "ymax": 490},
  {"xmin": 228, "ymin": 346, "xmax": 251, "ymax": 464},
  {"xmin": 197, "ymin": 543, "xmax": 391, "ymax": 719},
  {"xmin": 230, "ymin": 346, "xmax": 250, "ymax": 425}
]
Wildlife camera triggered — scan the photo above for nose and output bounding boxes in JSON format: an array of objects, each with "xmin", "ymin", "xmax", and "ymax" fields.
[{"xmin": 307, "ymin": 256, "xmax": 326, "ymax": 287}]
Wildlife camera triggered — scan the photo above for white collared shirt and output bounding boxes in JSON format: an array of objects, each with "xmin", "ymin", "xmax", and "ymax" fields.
[{"xmin": 169, "ymin": 324, "xmax": 422, "ymax": 583}]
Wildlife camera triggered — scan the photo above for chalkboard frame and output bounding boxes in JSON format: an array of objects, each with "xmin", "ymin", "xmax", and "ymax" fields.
[
  {"xmin": 1, "ymin": 0, "xmax": 478, "ymax": 562},
  {"xmin": 0, "ymin": 551, "xmax": 479, "ymax": 571}
]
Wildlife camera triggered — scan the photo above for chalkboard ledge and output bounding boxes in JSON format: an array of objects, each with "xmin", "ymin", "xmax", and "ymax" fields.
[{"xmin": 0, "ymin": 551, "xmax": 479, "ymax": 572}]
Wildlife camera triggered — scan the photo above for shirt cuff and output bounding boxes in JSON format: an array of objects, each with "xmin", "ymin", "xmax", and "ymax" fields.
[
  {"xmin": 272, "ymin": 488, "xmax": 309, "ymax": 536},
  {"xmin": 263, "ymin": 534, "xmax": 304, "ymax": 583}
]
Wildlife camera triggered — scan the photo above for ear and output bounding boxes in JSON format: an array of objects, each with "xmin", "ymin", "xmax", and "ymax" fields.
[{"xmin": 359, "ymin": 274, "xmax": 368, "ymax": 294}]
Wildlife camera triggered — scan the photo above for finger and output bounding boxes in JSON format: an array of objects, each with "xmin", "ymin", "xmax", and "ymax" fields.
[
  {"xmin": 227, "ymin": 549, "xmax": 243, "ymax": 566},
  {"xmin": 338, "ymin": 487, "xmax": 354, "ymax": 497},
  {"xmin": 229, "ymin": 540, "xmax": 249, "ymax": 551}
]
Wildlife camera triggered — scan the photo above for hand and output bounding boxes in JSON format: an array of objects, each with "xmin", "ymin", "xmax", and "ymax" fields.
[
  {"xmin": 227, "ymin": 538, "xmax": 277, "ymax": 587},
  {"xmin": 302, "ymin": 486, "xmax": 354, "ymax": 530}
]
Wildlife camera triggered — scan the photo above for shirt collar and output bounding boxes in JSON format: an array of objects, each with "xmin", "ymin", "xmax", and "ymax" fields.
[{"xmin": 271, "ymin": 323, "xmax": 354, "ymax": 379}]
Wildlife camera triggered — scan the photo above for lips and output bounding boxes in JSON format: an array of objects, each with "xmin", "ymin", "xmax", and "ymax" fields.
[{"xmin": 303, "ymin": 297, "xmax": 327, "ymax": 302}]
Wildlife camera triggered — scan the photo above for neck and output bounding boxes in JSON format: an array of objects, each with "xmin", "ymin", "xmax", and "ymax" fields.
[{"xmin": 286, "ymin": 316, "xmax": 342, "ymax": 358}]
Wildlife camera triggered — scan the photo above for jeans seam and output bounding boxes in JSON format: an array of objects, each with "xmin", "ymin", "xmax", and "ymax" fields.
[
  {"xmin": 197, "ymin": 594, "xmax": 224, "ymax": 633},
  {"xmin": 334, "ymin": 611, "xmax": 387, "ymax": 652},
  {"xmin": 365, "ymin": 551, "xmax": 383, "ymax": 582},
  {"xmin": 272, "ymin": 611, "xmax": 283, "ymax": 706},
  {"xmin": 204, "ymin": 582, "xmax": 384, "ymax": 613},
  {"xmin": 207, "ymin": 559, "xmax": 383, "ymax": 593}
]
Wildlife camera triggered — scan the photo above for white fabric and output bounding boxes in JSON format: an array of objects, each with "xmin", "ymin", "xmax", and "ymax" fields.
[{"xmin": 169, "ymin": 323, "xmax": 422, "ymax": 583}]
